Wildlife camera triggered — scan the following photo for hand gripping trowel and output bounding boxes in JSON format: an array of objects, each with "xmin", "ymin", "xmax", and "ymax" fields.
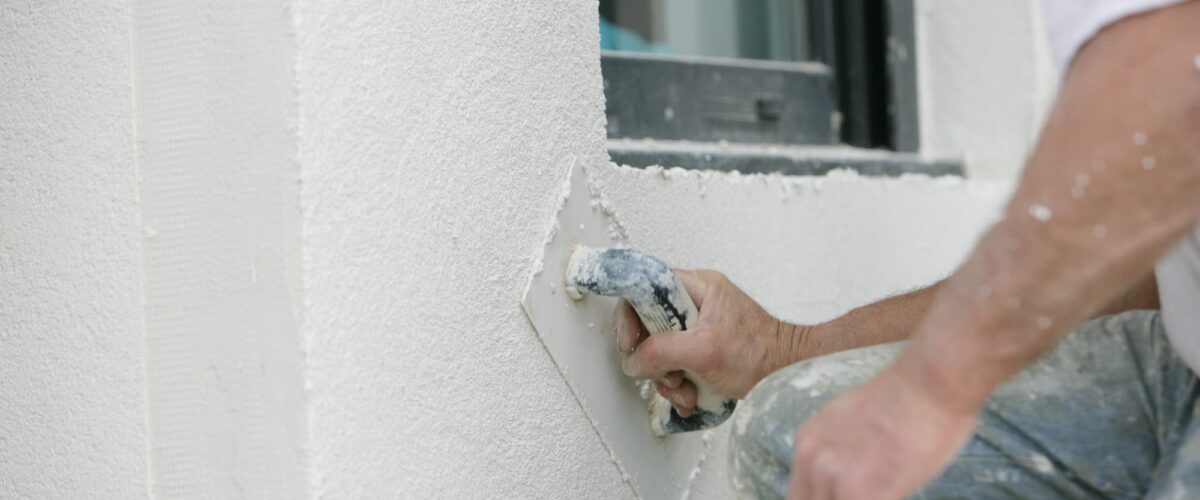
[
  {"xmin": 521, "ymin": 163, "xmax": 734, "ymax": 499},
  {"xmin": 563, "ymin": 246, "xmax": 737, "ymax": 434}
]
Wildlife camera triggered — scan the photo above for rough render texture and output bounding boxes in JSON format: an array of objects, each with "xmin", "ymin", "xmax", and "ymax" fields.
[
  {"xmin": 295, "ymin": 1, "xmax": 1011, "ymax": 498},
  {"xmin": 0, "ymin": 2, "xmax": 149, "ymax": 498},
  {"xmin": 294, "ymin": 1, "xmax": 630, "ymax": 497},
  {"xmin": 0, "ymin": 0, "xmax": 1037, "ymax": 497}
]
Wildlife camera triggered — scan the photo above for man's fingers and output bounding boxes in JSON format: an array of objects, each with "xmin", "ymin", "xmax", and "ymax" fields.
[
  {"xmin": 614, "ymin": 299, "xmax": 646, "ymax": 354},
  {"xmin": 661, "ymin": 372, "xmax": 683, "ymax": 389},
  {"xmin": 623, "ymin": 331, "xmax": 709, "ymax": 379},
  {"xmin": 790, "ymin": 428, "xmax": 834, "ymax": 500},
  {"xmin": 654, "ymin": 379, "xmax": 697, "ymax": 418},
  {"xmin": 789, "ymin": 455, "xmax": 816, "ymax": 500},
  {"xmin": 789, "ymin": 428, "xmax": 811, "ymax": 500},
  {"xmin": 673, "ymin": 269, "xmax": 708, "ymax": 310}
]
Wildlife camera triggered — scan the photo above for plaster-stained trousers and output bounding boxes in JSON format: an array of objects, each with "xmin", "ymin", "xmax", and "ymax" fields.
[{"xmin": 731, "ymin": 311, "xmax": 1200, "ymax": 499}]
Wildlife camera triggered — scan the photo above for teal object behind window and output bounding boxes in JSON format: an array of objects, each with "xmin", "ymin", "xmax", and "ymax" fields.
[{"xmin": 599, "ymin": 18, "xmax": 672, "ymax": 54}]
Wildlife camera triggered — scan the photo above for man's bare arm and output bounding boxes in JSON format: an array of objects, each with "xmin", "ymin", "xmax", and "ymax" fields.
[
  {"xmin": 787, "ymin": 4, "xmax": 1200, "ymax": 497},
  {"xmin": 619, "ymin": 2, "xmax": 1193, "ymax": 434},
  {"xmin": 788, "ymin": 271, "xmax": 1159, "ymax": 362},
  {"xmin": 901, "ymin": 3, "xmax": 1200, "ymax": 413}
]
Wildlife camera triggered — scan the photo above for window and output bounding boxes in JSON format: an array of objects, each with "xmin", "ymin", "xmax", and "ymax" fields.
[{"xmin": 600, "ymin": 0, "xmax": 960, "ymax": 177}]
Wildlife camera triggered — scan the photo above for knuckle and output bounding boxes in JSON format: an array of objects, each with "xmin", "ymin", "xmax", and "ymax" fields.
[
  {"xmin": 697, "ymin": 269, "xmax": 725, "ymax": 283},
  {"xmin": 793, "ymin": 436, "xmax": 818, "ymax": 463},
  {"xmin": 654, "ymin": 382, "xmax": 672, "ymax": 398},
  {"xmin": 637, "ymin": 341, "xmax": 661, "ymax": 370},
  {"xmin": 639, "ymin": 338, "xmax": 658, "ymax": 358},
  {"xmin": 811, "ymin": 451, "xmax": 840, "ymax": 480}
]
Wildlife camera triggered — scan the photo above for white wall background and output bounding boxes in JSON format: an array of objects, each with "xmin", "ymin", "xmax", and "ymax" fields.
[
  {"xmin": 0, "ymin": 2, "xmax": 148, "ymax": 498},
  {"xmin": 2, "ymin": 0, "xmax": 1049, "ymax": 498},
  {"xmin": 294, "ymin": 1, "xmax": 1014, "ymax": 498},
  {"xmin": 294, "ymin": 1, "xmax": 630, "ymax": 497},
  {"xmin": 917, "ymin": 0, "xmax": 1058, "ymax": 181},
  {"xmin": 133, "ymin": 0, "xmax": 307, "ymax": 497}
]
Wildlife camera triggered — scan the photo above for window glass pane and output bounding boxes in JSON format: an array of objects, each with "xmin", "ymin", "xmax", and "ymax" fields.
[{"xmin": 599, "ymin": 0, "xmax": 811, "ymax": 62}]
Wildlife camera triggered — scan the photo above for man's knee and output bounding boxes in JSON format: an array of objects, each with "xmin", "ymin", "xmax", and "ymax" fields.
[
  {"xmin": 728, "ymin": 363, "xmax": 813, "ymax": 498},
  {"xmin": 729, "ymin": 343, "xmax": 903, "ymax": 497}
]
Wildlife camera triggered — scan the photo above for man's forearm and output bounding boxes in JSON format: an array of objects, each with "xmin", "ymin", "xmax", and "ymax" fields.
[
  {"xmin": 892, "ymin": 3, "xmax": 1200, "ymax": 413},
  {"xmin": 787, "ymin": 268, "xmax": 1158, "ymax": 364},
  {"xmin": 788, "ymin": 283, "xmax": 942, "ymax": 360}
]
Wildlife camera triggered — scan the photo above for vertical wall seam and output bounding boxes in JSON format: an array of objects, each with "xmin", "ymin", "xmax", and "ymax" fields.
[
  {"xmin": 133, "ymin": 0, "xmax": 308, "ymax": 497},
  {"xmin": 283, "ymin": 0, "xmax": 315, "ymax": 497},
  {"xmin": 126, "ymin": 2, "xmax": 155, "ymax": 496}
]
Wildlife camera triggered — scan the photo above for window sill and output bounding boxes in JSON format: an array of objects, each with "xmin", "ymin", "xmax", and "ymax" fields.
[{"xmin": 606, "ymin": 138, "xmax": 963, "ymax": 178}]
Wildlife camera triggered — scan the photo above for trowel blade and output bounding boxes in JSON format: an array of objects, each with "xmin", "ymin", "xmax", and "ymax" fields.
[{"xmin": 521, "ymin": 163, "xmax": 711, "ymax": 499}]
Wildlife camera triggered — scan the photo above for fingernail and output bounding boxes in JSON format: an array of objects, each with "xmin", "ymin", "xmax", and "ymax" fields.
[
  {"xmin": 662, "ymin": 377, "xmax": 680, "ymax": 389},
  {"xmin": 618, "ymin": 334, "xmax": 630, "ymax": 353},
  {"xmin": 671, "ymin": 393, "xmax": 685, "ymax": 406},
  {"xmin": 623, "ymin": 356, "xmax": 639, "ymax": 376}
]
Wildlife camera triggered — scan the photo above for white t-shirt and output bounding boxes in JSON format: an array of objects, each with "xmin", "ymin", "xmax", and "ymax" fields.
[{"xmin": 1042, "ymin": 0, "xmax": 1200, "ymax": 373}]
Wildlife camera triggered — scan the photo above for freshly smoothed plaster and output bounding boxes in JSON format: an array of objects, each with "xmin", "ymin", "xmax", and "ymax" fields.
[
  {"xmin": 133, "ymin": 1, "xmax": 307, "ymax": 497},
  {"xmin": 0, "ymin": 2, "xmax": 148, "ymax": 498}
]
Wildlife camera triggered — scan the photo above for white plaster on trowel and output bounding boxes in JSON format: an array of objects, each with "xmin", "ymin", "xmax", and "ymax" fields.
[{"xmin": 522, "ymin": 163, "xmax": 712, "ymax": 499}]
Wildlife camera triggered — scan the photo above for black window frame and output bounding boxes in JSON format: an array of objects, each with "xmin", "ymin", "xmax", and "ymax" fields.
[{"xmin": 601, "ymin": 0, "xmax": 960, "ymax": 177}]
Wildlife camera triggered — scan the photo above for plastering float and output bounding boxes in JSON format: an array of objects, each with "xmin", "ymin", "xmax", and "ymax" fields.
[
  {"xmin": 564, "ymin": 246, "xmax": 736, "ymax": 434},
  {"xmin": 521, "ymin": 162, "xmax": 732, "ymax": 499}
]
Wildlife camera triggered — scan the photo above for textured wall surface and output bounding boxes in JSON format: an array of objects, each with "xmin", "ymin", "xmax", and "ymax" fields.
[
  {"xmin": 0, "ymin": 2, "xmax": 149, "ymax": 498},
  {"xmin": 1, "ymin": 0, "xmax": 1037, "ymax": 497},
  {"xmin": 294, "ymin": 0, "xmax": 1011, "ymax": 497},
  {"xmin": 294, "ymin": 2, "xmax": 630, "ymax": 497},
  {"xmin": 589, "ymin": 166, "xmax": 1009, "ymax": 497},
  {"xmin": 917, "ymin": 0, "xmax": 1057, "ymax": 181},
  {"xmin": 133, "ymin": 1, "xmax": 308, "ymax": 497}
]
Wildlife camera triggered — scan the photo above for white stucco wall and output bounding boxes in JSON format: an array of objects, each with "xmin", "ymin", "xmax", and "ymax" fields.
[
  {"xmin": 2, "ymin": 0, "xmax": 1045, "ymax": 498},
  {"xmin": 916, "ymin": 0, "xmax": 1058, "ymax": 182},
  {"xmin": 133, "ymin": 1, "xmax": 308, "ymax": 497},
  {"xmin": 295, "ymin": 1, "xmax": 1011, "ymax": 498},
  {"xmin": 294, "ymin": 2, "xmax": 632, "ymax": 497},
  {"xmin": 0, "ymin": 2, "xmax": 148, "ymax": 498}
]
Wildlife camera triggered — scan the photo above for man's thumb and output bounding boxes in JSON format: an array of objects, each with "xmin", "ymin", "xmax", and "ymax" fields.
[{"xmin": 624, "ymin": 331, "xmax": 706, "ymax": 379}]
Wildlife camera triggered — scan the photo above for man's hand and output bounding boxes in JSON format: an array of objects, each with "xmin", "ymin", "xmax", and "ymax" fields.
[
  {"xmin": 614, "ymin": 269, "xmax": 802, "ymax": 416},
  {"xmin": 787, "ymin": 363, "xmax": 978, "ymax": 500}
]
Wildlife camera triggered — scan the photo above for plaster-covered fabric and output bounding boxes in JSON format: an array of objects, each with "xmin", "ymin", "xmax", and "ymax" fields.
[{"xmin": 733, "ymin": 311, "xmax": 1200, "ymax": 499}]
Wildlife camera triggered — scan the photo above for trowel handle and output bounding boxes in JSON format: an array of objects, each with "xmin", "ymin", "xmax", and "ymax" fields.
[{"xmin": 564, "ymin": 246, "xmax": 736, "ymax": 436}]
